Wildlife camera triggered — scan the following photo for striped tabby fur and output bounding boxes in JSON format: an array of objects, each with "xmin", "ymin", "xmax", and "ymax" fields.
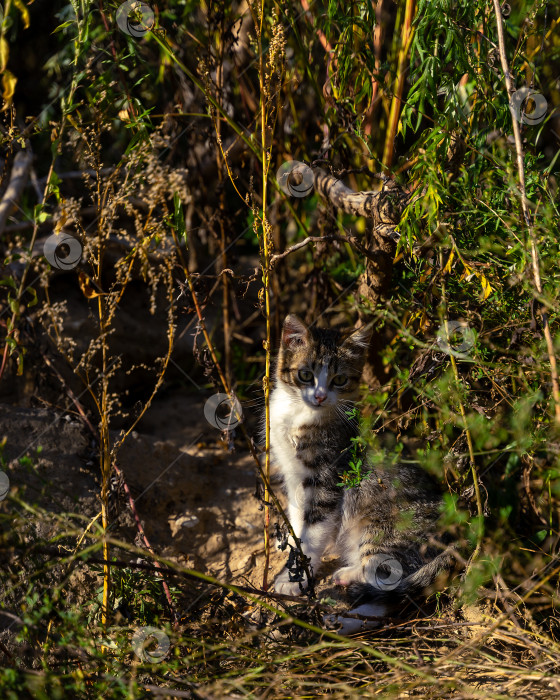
[{"xmin": 269, "ymin": 314, "xmax": 453, "ymax": 633}]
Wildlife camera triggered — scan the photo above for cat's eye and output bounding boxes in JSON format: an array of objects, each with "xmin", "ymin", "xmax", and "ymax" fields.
[
  {"xmin": 332, "ymin": 374, "xmax": 348, "ymax": 387},
  {"xmin": 298, "ymin": 369, "xmax": 314, "ymax": 383}
]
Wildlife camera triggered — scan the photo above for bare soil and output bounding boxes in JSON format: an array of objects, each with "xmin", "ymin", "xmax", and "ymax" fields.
[{"xmin": 0, "ymin": 391, "xmax": 302, "ymax": 599}]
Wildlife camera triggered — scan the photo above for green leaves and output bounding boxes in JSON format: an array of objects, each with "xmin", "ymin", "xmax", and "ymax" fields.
[{"xmin": 338, "ymin": 435, "xmax": 371, "ymax": 488}]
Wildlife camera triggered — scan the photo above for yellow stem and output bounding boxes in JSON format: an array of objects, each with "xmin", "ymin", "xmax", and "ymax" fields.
[
  {"xmin": 382, "ymin": 0, "xmax": 416, "ymax": 169},
  {"xmin": 98, "ymin": 293, "xmax": 110, "ymax": 631},
  {"xmin": 256, "ymin": 0, "xmax": 272, "ymax": 593},
  {"xmin": 440, "ymin": 252, "xmax": 483, "ymax": 572}
]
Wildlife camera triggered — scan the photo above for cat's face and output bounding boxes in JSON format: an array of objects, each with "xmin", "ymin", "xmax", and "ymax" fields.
[{"xmin": 276, "ymin": 315, "xmax": 370, "ymax": 412}]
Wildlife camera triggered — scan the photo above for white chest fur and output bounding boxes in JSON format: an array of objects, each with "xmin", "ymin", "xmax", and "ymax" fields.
[
  {"xmin": 268, "ymin": 386, "xmax": 323, "ymax": 531},
  {"xmin": 269, "ymin": 385, "xmax": 321, "ymax": 476}
]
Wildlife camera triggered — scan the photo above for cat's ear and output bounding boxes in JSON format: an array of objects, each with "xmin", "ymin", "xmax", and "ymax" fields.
[
  {"xmin": 282, "ymin": 315, "xmax": 309, "ymax": 348},
  {"xmin": 342, "ymin": 324, "xmax": 372, "ymax": 353}
]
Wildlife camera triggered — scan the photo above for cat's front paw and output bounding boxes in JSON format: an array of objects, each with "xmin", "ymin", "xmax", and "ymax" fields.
[
  {"xmin": 332, "ymin": 565, "xmax": 365, "ymax": 586},
  {"xmin": 323, "ymin": 603, "xmax": 386, "ymax": 636},
  {"xmin": 274, "ymin": 569, "xmax": 308, "ymax": 596}
]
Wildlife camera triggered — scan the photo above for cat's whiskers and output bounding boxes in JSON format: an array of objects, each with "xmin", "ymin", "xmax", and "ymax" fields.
[
  {"xmin": 338, "ymin": 399, "xmax": 360, "ymax": 418},
  {"xmin": 334, "ymin": 404, "xmax": 359, "ymax": 429},
  {"xmin": 242, "ymin": 397, "xmax": 266, "ymax": 408}
]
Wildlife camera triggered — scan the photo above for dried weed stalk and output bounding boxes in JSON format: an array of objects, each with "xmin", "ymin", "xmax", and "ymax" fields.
[{"xmin": 37, "ymin": 123, "xmax": 190, "ymax": 625}]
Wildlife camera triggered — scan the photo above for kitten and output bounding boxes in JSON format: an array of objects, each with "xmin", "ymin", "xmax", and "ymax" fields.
[{"xmin": 269, "ymin": 314, "xmax": 454, "ymax": 634}]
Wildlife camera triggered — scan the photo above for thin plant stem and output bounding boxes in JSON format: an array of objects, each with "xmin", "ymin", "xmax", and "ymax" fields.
[
  {"xmin": 215, "ymin": 23, "xmax": 231, "ymax": 387},
  {"xmin": 257, "ymin": 3, "xmax": 272, "ymax": 595},
  {"xmin": 98, "ymin": 297, "xmax": 111, "ymax": 629},
  {"xmin": 440, "ymin": 251, "xmax": 484, "ymax": 571},
  {"xmin": 492, "ymin": 0, "xmax": 560, "ymax": 429},
  {"xmin": 174, "ymin": 224, "xmax": 315, "ymax": 594},
  {"xmin": 113, "ymin": 463, "xmax": 179, "ymax": 627},
  {"xmin": 240, "ymin": 0, "xmax": 275, "ymax": 592}
]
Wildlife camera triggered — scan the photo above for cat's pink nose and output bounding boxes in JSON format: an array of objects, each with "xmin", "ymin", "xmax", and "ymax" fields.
[{"xmin": 315, "ymin": 394, "xmax": 327, "ymax": 404}]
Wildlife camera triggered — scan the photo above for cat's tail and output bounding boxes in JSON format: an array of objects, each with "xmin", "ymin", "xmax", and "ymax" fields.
[
  {"xmin": 349, "ymin": 548, "xmax": 456, "ymax": 605},
  {"xmin": 323, "ymin": 549, "xmax": 455, "ymax": 635}
]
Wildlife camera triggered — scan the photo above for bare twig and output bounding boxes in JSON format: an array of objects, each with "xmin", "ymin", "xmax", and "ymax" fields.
[
  {"xmin": 270, "ymin": 235, "xmax": 342, "ymax": 265},
  {"xmin": 364, "ymin": 0, "xmax": 388, "ymax": 137},
  {"xmin": 35, "ymin": 167, "xmax": 114, "ymax": 186},
  {"xmin": 299, "ymin": 0, "xmax": 336, "ymax": 63},
  {"xmin": 270, "ymin": 233, "xmax": 384, "ymax": 267},
  {"xmin": 38, "ymin": 551, "xmax": 317, "ymax": 604},
  {"xmin": 113, "ymin": 463, "xmax": 179, "ymax": 627}
]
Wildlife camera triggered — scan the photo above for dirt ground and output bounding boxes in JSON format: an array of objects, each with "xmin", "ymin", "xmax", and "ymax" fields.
[
  {"xmin": 0, "ymin": 260, "xmax": 344, "ymax": 622},
  {"xmin": 0, "ymin": 389, "xmax": 336, "ymax": 602}
]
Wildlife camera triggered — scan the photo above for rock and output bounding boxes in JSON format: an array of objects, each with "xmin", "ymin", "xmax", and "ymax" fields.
[
  {"xmin": 204, "ymin": 533, "xmax": 227, "ymax": 556},
  {"xmin": 168, "ymin": 512, "xmax": 200, "ymax": 537}
]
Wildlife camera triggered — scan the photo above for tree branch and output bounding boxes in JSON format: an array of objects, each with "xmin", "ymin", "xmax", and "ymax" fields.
[
  {"xmin": 270, "ymin": 232, "xmax": 385, "ymax": 267},
  {"xmin": 312, "ymin": 167, "xmax": 409, "ymax": 387},
  {"xmin": 313, "ymin": 168, "xmax": 383, "ymax": 218},
  {"xmin": 0, "ymin": 150, "xmax": 33, "ymax": 236}
]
